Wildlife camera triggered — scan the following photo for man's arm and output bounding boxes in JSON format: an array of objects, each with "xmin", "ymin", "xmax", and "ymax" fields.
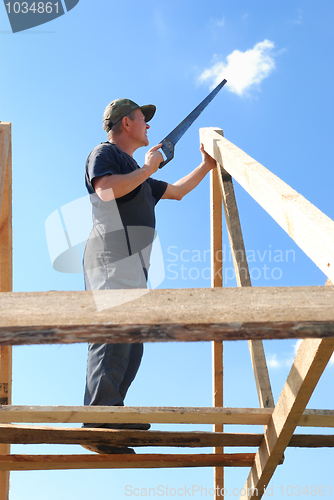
[
  {"xmin": 93, "ymin": 144, "xmax": 163, "ymax": 201},
  {"xmin": 162, "ymin": 144, "xmax": 216, "ymax": 201}
]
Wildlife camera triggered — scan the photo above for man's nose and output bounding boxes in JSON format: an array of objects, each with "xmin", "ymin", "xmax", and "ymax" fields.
[{"xmin": 146, "ymin": 123, "xmax": 150, "ymax": 129}]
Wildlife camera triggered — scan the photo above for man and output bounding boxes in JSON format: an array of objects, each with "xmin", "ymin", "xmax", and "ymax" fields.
[{"xmin": 83, "ymin": 98, "xmax": 216, "ymax": 454}]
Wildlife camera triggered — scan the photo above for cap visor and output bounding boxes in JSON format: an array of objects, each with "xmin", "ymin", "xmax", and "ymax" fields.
[{"xmin": 140, "ymin": 104, "xmax": 156, "ymax": 122}]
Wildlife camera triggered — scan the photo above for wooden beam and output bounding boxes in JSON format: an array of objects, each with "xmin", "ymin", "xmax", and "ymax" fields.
[
  {"xmin": 241, "ymin": 338, "xmax": 334, "ymax": 500},
  {"xmin": 0, "ymin": 424, "xmax": 331, "ymax": 448},
  {"xmin": 210, "ymin": 159, "xmax": 224, "ymax": 498},
  {"xmin": 0, "ymin": 453, "xmax": 255, "ymax": 471},
  {"xmin": 0, "ymin": 122, "xmax": 12, "ymax": 295},
  {"xmin": 298, "ymin": 409, "xmax": 334, "ymax": 427},
  {"xmin": 210, "ymin": 154, "xmax": 223, "ymax": 289},
  {"xmin": 0, "ymin": 287, "xmax": 334, "ymax": 345},
  {"xmin": 214, "ymin": 139, "xmax": 274, "ymax": 410},
  {"xmin": 0, "ymin": 123, "xmax": 11, "ymax": 214},
  {"xmin": 289, "ymin": 434, "xmax": 334, "ymax": 448},
  {"xmin": 0, "ymin": 425, "xmax": 263, "ymax": 447},
  {"xmin": 0, "ymin": 405, "xmax": 272, "ymax": 425},
  {"xmin": 214, "ymin": 136, "xmax": 252, "ymax": 290},
  {"xmin": 200, "ymin": 127, "xmax": 334, "ymax": 283},
  {"xmin": 0, "ymin": 406, "xmax": 332, "ymax": 427},
  {"xmin": 0, "ymin": 121, "xmax": 12, "ymax": 500}
]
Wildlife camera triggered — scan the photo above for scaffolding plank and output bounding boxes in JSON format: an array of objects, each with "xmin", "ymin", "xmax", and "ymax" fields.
[
  {"xmin": 0, "ymin": 425, "xmax": 332, "ymax": 448},
  {"xmin": 0, "ymin": 406, "xmax": 332, "ymax": 427},
  {"xmin": 200, "ymin": 127, "xmax": 334, "ymax": 283},
  {"xmin": 0, "ymin": 453, "xmax": 255, "ymax": 471},
  {"xmin": 0, "ymin": 405, "xmax": 272, "ymax": 424},
  {"xmin": 298, "ymin": 409, "xmax": 334, "ymax": 427},
  {"xmin": 0, "ymin": 425, "xmax": 263, "ymax": 447},
  {"xmin": 0, "ymin": 287, "xmax": 334, "ymax": 345},
  {"xmin": 241, "ymin": 338, "xmax": 334, "ymax": 500}
]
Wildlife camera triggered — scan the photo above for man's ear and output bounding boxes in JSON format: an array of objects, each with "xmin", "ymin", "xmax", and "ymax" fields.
[{"xmin": 122, "ymin": 115, "xmax": 131, "ymax": 132}]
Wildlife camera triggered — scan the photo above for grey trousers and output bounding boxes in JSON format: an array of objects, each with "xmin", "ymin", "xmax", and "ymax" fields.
[
  {"xmin": 83, "ymin": 222, "xmax": 150, "ymax": 413},
  {"xmin": 83, "ymin": 258, "xmax": 148, "ymax": 413},
  {"xmin": 84, "ymin": 342, "xmax": 143, "ymax": 408}
]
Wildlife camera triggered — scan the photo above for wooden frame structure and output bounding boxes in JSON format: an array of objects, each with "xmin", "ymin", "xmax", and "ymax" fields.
[{"xmin": 0, "ymin": 124, "xmax": 334, "ymax": 499}]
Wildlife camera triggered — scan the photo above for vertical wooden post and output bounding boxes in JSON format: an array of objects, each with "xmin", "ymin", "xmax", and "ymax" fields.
[
  {"xmin": 210, "ymin": 162, "xmax": 224, "ymax": 498},
  {"xmin": 0, "ymin": 122, "xmax": 12, "ymax": 500}
]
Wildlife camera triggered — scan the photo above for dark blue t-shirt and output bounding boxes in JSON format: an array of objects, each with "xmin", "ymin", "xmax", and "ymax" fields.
[
  {"xmin": 83, "ymin": 142, "xmax": 168, "ymax": 289},
  {"xmin": 85, "ymin": 142, "xmax": 167, "ymax": 208}
]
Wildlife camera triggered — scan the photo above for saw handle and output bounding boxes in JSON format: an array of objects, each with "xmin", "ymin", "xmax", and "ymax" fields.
[{"xmin": 159, "ymin": 140, "xmax": 175, "ymax": 169}]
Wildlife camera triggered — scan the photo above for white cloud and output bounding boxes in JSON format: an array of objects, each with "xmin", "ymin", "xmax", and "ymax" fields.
[
  {"xmin": 267, "ymin": 352, "xmax": 294, "ymax": 369},
  {"xmin": 215, "ymin": 16, "xmax": 225, "ymax": 27},
  {"xmin": 293, "ymin": 339, "xmax": 303, "ymax": 354},
  {"xmin": 153, "ymin": 9, "xmax": 169, "ymax": 38},
  {"xmin": 286, "ymin": 8, "xmax": 303, "ymax": 25},
  {"xmin": 199, "ymin": 39, "xmax": 276, "ymax": 96},
  {"xmin": 267, "ymin": 353, "xmax": 282, "ymax": 369},
  {"xmin": 268, "ymin": 339, "xmax": 334, "ymax": 369}
]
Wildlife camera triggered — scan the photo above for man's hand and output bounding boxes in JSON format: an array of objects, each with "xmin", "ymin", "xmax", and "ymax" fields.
[
  {"xmin": 200, "ymin": 143, "xmax": 217, "ymax": 170},
  {"xmin": 93, "ymin": 143, "xmax": 164, "ymax": 202},
  {"xmin": 162, "ymin": 143, "xmax": 217, "ymax": 201},
  {"xmin": 143, "ymin": 144, "xmax": 164, "ymax": 175}
]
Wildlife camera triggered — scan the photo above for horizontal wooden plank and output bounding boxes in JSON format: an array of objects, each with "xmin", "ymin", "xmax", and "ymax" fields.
[
  {"xmin": 0, "ymin": 287, "xmax": 333, "ymax": 344},
  {"xmin": 298, "ymin": 409, "xmax": 334, "ymax": 427},
  {"xmin": 0, "ymin": 406, "xmax": 332, "ymax": 427},
  {"xmin": 0, "ymin": 424, "xmax": 332, "ymax": 448},
  {"xmin": 289, "ymin": 434, "xmax": 334, "ymax": 447},
  {"xmin": 0, "ymin": 424, "xmax": 263, "ymax": 447},
  {"xmin": 0, "ymin": 405, "xmax": 272, "ymax": 425},
  {"xmin": 0, "ymin": 453, "xmax": 255, "ymax": 471}
]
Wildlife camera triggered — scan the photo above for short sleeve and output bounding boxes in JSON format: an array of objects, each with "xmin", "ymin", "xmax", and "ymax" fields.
[
  {"xmin": 85, "ymin": 144, "xmax": 123, "ymax": 194},
  {"xmin": 147, "ymin": 177, "xmax": 168, "ymax": 205}
]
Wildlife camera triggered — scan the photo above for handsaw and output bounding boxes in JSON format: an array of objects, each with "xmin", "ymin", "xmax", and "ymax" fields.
[{"xmin": 159, "ymin": 78, "xmax": 227, "ymax": 168}]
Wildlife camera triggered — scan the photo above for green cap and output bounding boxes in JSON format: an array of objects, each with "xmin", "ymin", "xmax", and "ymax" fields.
[{"xmin": 103, "ymin": 99, "xmax": 156, "ymax": 132}]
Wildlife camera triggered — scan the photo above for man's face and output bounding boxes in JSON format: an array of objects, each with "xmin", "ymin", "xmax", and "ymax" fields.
[{"xmin": 128, "ymin": 108, "xmax": 150, "ymax": 148}]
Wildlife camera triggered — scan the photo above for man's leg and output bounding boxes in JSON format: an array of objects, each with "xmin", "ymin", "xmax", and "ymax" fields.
[
  {"xmin": 83, "ymin": 342, "xmax": 150, "ymax": 431},
  {"xmin": 119, "ymin": 343, "xmax": 143, "ymax": 401},
  {"xmin": 84, "ymin": 342, "xmax": 132, "ymax": 408}
]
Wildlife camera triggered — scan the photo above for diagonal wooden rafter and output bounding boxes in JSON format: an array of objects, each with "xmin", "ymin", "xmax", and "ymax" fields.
[
  {"xmin": 199, "ymin": 127, "xmax": 334, "ymax": 283},
  {"xmin": 240, "ymin": 337, "xmax": 334, "ymax": 500}
]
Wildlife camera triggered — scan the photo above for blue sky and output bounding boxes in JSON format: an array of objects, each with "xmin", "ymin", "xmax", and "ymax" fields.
[{"xmin": 1, "ymin": 0, "xmax": 334, "ymax": 498}]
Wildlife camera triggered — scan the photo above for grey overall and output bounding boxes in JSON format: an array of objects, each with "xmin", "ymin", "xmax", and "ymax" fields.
[{"xmin": 83, "ymin": 143, "xmax": 166, "ymax": 412}]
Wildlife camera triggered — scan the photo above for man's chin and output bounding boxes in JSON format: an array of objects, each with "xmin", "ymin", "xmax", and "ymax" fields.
[{"xmin": 138, "ymin": 138, "xmax": 149, "ymax": 148}]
